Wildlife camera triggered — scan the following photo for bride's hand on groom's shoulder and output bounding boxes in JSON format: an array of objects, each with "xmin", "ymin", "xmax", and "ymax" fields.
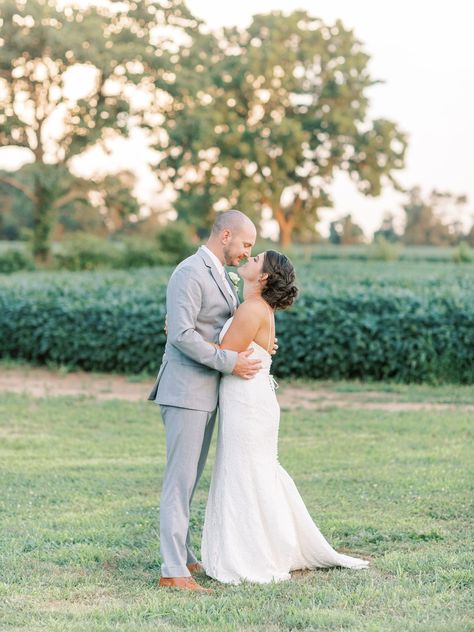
[{"xmin": 232, "ymin": 348, "xmax": 262, "ymax": 380}]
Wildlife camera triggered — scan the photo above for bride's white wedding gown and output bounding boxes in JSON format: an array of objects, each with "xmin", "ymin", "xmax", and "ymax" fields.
[{"xmin": 201, "ymin": 317, "xmax": 369, "ymax": 585}]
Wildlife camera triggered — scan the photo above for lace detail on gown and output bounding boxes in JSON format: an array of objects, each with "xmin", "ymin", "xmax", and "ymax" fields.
[{"xmin": 201, "ymin": 317, "xmax": 369, "ymax": 584}]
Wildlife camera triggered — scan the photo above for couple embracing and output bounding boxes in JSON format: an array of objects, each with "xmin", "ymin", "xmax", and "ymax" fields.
[{"xmin": 148, "ymin": 210, "xmax": 369, "ymax": 592}]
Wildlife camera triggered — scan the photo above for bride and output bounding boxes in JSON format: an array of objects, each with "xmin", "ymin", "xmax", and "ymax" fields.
[{"xmin": 201, "ymin": 250, "xmax": 369, "ymax": 584}]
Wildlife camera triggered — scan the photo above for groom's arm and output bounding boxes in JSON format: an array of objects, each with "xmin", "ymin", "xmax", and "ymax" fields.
[{"xmin": 166, "ymin": 267, "xmax": 238, "ymax": 373}]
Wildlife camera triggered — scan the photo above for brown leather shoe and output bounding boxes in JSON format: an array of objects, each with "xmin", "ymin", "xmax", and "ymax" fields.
[
  {"xmin": 187, "ymin": 562, "xmax": 205, "ymax": 574},
  {"xmin": 159, "ymin": 576, "xmax": 212, "ymax": 593}
]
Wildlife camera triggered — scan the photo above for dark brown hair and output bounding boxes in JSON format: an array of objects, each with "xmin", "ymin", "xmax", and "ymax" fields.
[{"xmin": 261, "ymin": 250, "xmax": 298, "ymax": 310}]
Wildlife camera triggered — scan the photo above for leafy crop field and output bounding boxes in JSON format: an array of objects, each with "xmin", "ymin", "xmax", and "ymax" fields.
[
  {"xmin": 1, "ymin": 259, "xmax": 473, "ymax": 382},
  {"xmin": 1, "ymin": 257, "xmax": 473, "ymax": 293}
]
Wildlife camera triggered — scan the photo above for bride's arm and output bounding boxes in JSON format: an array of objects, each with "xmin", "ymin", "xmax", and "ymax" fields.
[
  {"xmin": 219, "ymin": 302, "xmax": 263, "ymax": 352},
  {"xmin": 205, "ymin": 302, "xmax": 265, "ymax": 379},
  {"xmin": 204, "ymin": 302, "xmax": 263, "ymax": 351}
]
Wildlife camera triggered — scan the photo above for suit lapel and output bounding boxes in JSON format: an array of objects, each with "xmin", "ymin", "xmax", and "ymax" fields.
[
  {"xmin": 198, "ymin": 247, "xmax": 235, "ymax": 313},
  {"xmin": 210, "ymin": 266, "xmax": 235, "ymax": 313}
]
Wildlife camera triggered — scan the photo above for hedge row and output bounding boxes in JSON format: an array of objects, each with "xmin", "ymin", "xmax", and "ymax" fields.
[
  {"xmin": 0, "ymin": 225, "xmax": 195, "ymax": 273},
  {"xmin": 1, "ymin": 280, "xmax": 473, "ymax": 383}
]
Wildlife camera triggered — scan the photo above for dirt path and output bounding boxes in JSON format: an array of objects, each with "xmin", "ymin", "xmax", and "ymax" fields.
[{"xmin": 1, "ymin": 366, "xmax": 473, "ymax": 412}]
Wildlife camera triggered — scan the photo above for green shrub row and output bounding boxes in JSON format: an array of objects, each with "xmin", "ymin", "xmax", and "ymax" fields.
[
  {"xmin": 3, "ymin": 239, "xmax": 474, "ymax": 274},
  {"xmin": 0, "ymin": 224, "xmax": 196, "ymax": 273},
  {"xmin": 273, "ymin": 291, "xmax": 474, "ymax": 383},
  {"xmin": 52, "ymin": 228, "xmax": 195, "ymax": 271},
  {"xmin": 1, "ymin": 280, "xmax": 472, "ymax": 383},
  {"xmin": 3, "ymin": 259, "xmax": 472, "ymax": 294},
  {"xmin": 295, "ymin": 244, "xmax": 470, "ymax": 262},
  {"xmin": 0, "ymin": 247, "xmax": 35, "ymax": 273}
]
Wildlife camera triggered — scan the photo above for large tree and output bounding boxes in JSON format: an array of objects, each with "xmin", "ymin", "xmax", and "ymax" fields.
[
  {"xmin": 156, "ymin": 10, "xmax": 408, "ymax": 245},
  {"xmin": 0, "ymin": 0, "xmax": 190, "ymax": 260}
]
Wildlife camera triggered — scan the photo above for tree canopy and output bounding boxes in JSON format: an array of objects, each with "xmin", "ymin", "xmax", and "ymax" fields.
[
  {"xmin": 156, "ymin": 10, "xmax": 408, "ymax": 245},
  {"xmin": 0, "ymin": 3, "xmax": 414, "ymax": 251},
  {"xmin": 0, "ymin": 0, "xmax": 190, "ymax": 258}
]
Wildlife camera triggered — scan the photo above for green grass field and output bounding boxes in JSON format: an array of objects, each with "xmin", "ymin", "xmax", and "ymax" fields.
[{"xmin": 1, "ymin": 386, "xmax": 473, "ymax": 631}]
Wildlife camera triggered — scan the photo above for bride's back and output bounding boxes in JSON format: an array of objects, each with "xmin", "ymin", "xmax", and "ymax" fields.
[{"xmin": 220, "ymin": 297, "xmax": 275, "ymax": 355}]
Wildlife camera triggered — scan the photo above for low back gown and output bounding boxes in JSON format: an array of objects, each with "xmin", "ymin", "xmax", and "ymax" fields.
[{"xmin": 201, "ymin": 317, "xmax": 369, "ymax": 584}]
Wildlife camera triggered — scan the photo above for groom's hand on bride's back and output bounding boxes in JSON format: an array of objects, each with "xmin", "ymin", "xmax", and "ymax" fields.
[
  {"xmin": 232, "ymin": 348, "xmax": 262, "ymax": 380},
  {"xmin": 270, "ymin": 337, "xmax": 278, "ymax": 355}
]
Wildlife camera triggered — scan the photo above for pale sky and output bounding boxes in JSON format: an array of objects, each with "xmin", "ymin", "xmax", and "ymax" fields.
[
  {"xmin": 1, "ymin": 1, "xmax": 473, "ymax": 239},
  {"xmin": 186, "ymin": 0, "xmax": 474, "ymax": 237}
]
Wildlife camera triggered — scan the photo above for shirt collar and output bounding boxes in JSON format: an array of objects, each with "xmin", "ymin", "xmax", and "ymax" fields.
[{"xmin": 201, "ymin": 245, "xmax": 225, "ymax": 275}]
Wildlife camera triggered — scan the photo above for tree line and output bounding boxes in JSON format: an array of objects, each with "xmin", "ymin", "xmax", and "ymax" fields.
[{"xmin": 329, "ymin": 188, "xmax": 474, "ymax": 247}]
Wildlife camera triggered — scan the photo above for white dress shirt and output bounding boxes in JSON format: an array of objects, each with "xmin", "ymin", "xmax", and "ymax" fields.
[{"xmin": 202, "ymin": 245, "xmax": 237, "ymax": 308}]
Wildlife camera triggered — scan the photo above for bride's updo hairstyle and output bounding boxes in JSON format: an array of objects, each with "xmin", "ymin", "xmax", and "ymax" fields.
[{"xmin": 261, "ymin": 250, "xmax": 298, "ymax": 310}]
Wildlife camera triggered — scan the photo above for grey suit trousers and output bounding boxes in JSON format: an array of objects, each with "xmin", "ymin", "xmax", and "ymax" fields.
[{"xmin": 159, "ymin": 404, "xmax": 217, "ymax": 577}]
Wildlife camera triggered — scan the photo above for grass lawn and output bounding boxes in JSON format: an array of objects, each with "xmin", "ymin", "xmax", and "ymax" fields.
[{"xmin": 0, "ymin": 386, "xmax": 473, "ymax": 631}]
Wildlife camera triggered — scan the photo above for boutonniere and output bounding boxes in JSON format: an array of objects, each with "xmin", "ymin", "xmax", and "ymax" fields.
[{"xmin": 228, "ymin": 271, "xmax": 240, "ymax": 289}]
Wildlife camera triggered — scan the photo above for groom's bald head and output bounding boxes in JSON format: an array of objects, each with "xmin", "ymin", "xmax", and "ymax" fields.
[
  {"xmin": 208, "ymin": 209, "xmax": 257, "ymax": 266},
  {"xmin": 211, "ymin": 210, "xmax": 255, "ymax": 236}
]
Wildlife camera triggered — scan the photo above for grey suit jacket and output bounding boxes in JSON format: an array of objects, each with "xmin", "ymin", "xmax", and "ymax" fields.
[{"xmin": 148, "ymin": 246, "xmax": 240, "ymax": 412}]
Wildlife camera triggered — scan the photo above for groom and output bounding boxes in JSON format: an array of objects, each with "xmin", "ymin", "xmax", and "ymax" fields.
[{"xmin": 148, "ymin": 210, "xmax": 262, "ymax": 592}]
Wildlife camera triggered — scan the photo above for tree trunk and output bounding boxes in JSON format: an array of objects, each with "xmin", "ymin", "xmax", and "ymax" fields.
[
  {"xmin": 274, "ymin": 206, "xmax": 294, "ymax": 248},
  {"xmin": 32, "ymin": 202, "xmax": 55, "ymax": 263},
  {"xmin": 279, "ymin": 222, "xmax": 292, "ymax": 248},
  {"xmin": 32, "ymin": 181, "xmax": 55, "ymax": 264}
]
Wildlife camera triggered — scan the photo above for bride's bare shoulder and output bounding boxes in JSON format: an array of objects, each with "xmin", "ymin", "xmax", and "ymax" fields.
[
  {"xmin": 234, "ymin": 298, "xmax": 268, "ymax": 320},
  {"xmin": 238, "ymin": 297, "xmax": 268, "ymax": 311}
]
